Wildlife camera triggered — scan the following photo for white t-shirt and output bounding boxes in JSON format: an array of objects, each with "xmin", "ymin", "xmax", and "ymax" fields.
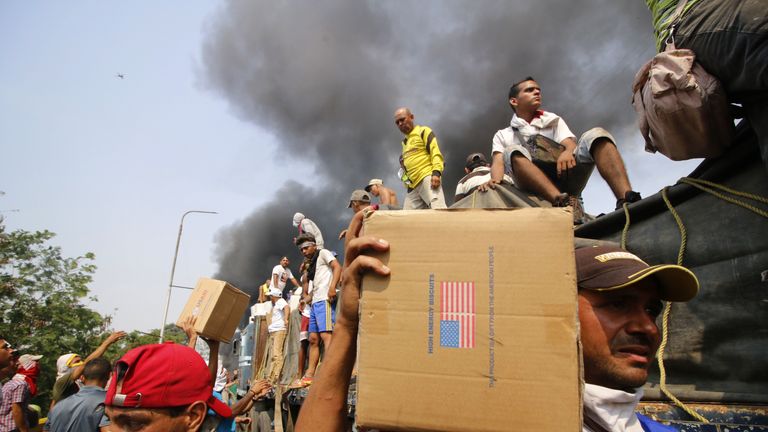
[
  {"xmin": 492, "ymin": 111, "xmax": 576, "ymax": 166},
  {"xmin": 310, "ymin": 249, "xmax": 337, "ymax": 304},
  {"xmin": 268, "ymin": 298, "xmax": 289, "ymax": 333},
  {"xmin": 269, "ymin": 265, "xmax": 294, "ymax": 291},
  {"xmin": 455, "ymin": 166, "xmax": 514, "ymax": 197}
]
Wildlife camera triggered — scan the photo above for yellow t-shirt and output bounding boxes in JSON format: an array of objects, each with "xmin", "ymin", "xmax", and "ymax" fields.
[{"xmin": 400, "ymin": 125, "xmax": 444, "ymax": 188}]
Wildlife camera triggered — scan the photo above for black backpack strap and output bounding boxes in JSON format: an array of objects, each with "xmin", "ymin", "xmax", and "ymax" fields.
[{"xmin": 421, "ymin": 128, "xmax": 436, "ymax": 154}]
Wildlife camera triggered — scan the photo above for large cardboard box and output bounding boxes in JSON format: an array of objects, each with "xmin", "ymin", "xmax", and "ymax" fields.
[
  {"xmin": 176, "ymin": 278, "xmax": 250, "ymax": 343},
  {"xmin": 357, "ymin": 208, "xmax": 581, "ymax": 431}
]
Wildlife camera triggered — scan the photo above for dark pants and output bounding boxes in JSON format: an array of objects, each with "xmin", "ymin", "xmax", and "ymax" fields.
[{"xmin": 676, "ymin": 0, "xmax": 768, "ymax": 169}]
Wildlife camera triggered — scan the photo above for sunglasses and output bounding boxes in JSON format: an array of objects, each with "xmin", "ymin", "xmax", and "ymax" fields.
[{"xmin": 1, "ymin": 342, "xmax": 12, "ymax": 350}]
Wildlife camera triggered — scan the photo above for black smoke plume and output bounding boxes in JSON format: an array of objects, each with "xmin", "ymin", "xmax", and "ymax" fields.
[{"xmin": 203, "ymin": 0, "xmax": 655, "ymax": 296}]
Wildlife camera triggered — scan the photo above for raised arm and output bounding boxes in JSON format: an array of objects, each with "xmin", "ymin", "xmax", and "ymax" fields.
[
  {"xmin": 73, "ymin": 331, "xmax": 126, "ymax": 381},
  {"xmin": 295, "ymin": 211, "xmax": 390, "ymax": 432},
  {"xmin": 205, "ymin": 338, "xmax": 220, "ymax": 388},
  {"xmin": 180, "ymin": 315, "xmax": 199, "ymax": 349},
  {"xmin": 230, "ymin": 379, "xmax": 271, "ymax": 416}
]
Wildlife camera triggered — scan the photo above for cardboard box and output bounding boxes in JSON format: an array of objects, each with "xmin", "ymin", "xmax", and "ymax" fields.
[
  {"xmin": 357, "ymin": 208, "xmax": 581, "ymax": 431},
  {"xmin": 177, "ymin": 278, "xmax": 250, "ymax": 343},
  {"xmin": 250, "ymin": 302, "xmax": 272, "ymax": 317}
]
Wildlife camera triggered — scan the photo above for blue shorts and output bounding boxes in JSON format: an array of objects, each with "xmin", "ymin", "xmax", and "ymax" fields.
[{"xmin": 309, "ymin": 300, "xmax": 336, "ymax": 333}]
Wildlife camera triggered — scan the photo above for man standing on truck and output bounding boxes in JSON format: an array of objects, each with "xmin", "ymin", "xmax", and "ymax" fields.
[
  {"xmin": 295, "ymin": 233, "xmax": 341, "ymax": 387},
  {"xmin": 270, "ymin": 256, "xmax": 301, "ymax": 301},
  {"xmin": 266, "ymin": 288, "xmax": 290, "ymax": 385},
  {"xmin": 394, "ymin": 107, "xmax": 447, "ymax": 210},
  {"xmin": 485, "ymin": 77, "xmax": 641, "ymax": 221},
  {"xmin": 295, "ymin": 211, "xmax": 699, "ymax": 431}
]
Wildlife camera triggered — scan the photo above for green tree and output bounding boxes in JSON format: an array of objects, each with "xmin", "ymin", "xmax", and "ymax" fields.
[
  {"xmin": 0, "ymin": 221, "xmax": 108, "ymax": 410},
  {"xmin": 0, "ymin": 219, "xmax": 191, "ymax": 413},
  {"xmin": 104, "ymin": 324, "xmax": 188, "ymax": 359}
]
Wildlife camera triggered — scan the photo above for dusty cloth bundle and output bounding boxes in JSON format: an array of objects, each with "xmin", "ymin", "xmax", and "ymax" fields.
[
  {"xmin": 512, "ymin": 129, "xmax": 593, "ymax": 197},
  {"xmin": 631, "ymin": 0, "xmax": 732, "ymax": 161}
]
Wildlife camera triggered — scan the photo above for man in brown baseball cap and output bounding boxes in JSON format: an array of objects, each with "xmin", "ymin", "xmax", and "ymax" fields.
[{"xmin": 575, "ymin": 244, "xmax": 698, "ymax": 431}]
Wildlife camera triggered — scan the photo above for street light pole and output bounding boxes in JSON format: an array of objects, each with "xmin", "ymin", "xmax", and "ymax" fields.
[{"xmin": 159, "ymin": 210, "xmax": 218, "ymax": 342}]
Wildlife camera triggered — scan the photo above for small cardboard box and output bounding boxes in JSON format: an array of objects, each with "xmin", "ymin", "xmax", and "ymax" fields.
[
  {"xmin": 357, "ymin": 208, "xmax": 581, "ymax": 431},
  {"xmin": 177, "ymin": 278, "xmax": 250, "ymax": 343}
]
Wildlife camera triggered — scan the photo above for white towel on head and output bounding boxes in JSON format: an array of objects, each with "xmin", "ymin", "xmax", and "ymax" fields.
[
  {"xmin": 56, "ymin": 353, "xmax": 80, "ymax": 379},
  {"xmin": 292, "ymin": 212, "xmax": 304, "ymax": 227}
]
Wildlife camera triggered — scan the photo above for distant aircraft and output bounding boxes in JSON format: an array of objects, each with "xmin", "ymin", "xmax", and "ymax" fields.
[{"xmin": 116, "ymin": 74, "xmax": 125, "ymax": 79}]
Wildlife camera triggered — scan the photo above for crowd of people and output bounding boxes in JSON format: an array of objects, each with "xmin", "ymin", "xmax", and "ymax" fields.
[{"xmin": 0, "ymin": 325, "xmax": 273, "ymax": 431}]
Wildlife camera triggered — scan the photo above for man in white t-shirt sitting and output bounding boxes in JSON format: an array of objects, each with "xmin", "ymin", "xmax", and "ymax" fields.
[
  {"xmin": 295, "ymin": 233, "xmax": 341, "ymax": 386},
  {"xmin": 266, "ymin": 288, "xmax": 290, "ymax": 385},
  {"xmin": 486, "ymin": 77, "xmax": 641, "ymax": 221},
  {"xmin": 270, "ymin": 256, "xmax": 300, "ymax": 300}
]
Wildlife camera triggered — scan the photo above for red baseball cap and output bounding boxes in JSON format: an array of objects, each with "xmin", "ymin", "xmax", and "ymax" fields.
[{"xmin": 105, "ymin": 342, "xmax": 232, "ymax": 418}]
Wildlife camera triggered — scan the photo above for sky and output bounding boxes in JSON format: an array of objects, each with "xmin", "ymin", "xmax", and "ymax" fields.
[{"xmin": 1, "ymin": 1, "xmax": 702, "ymax": 333}]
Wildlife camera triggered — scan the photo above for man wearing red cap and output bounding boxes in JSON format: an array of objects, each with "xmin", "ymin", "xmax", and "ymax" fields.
[
  {"xmin": 104, "ymin": 343, "xmax": 233, "ymax": 432},
  {"xmin": 295, "ymin": 210, "xmax": 700, "ymax": 431}
]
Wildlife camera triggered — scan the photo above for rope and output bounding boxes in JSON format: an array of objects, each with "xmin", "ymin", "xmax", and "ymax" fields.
[
  {"xmin": 620, "ymin": 203, "xmax": 631, "ymax": 249},
  {"xmin": 678, "ymin": 177, "xmax": 768, "ymax": 218},
  {"xmin": 656, "ymin": 188, "xmax": 707, "ymax": 422},
  {"xmin": 623, "ymin": 177, "xmax": 767, "ymax": 423}
]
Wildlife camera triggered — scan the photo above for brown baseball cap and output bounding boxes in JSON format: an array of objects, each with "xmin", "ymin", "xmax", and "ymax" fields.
[
  {"xmin": 348, "ymin": 189, "xmax": 371, "ymax": 207},
  {"xmin": 575, "ymin": 245, "xmax": 699, "ymax": 302},
  {"xmin": 465, "ymin": 153, "xmax": 488, "ymax": 169}
]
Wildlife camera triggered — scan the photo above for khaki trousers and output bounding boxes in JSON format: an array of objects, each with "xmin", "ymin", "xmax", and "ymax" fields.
[{"xmin": 267, "ymin": 330, "xmax": 287, "ymax": 384}]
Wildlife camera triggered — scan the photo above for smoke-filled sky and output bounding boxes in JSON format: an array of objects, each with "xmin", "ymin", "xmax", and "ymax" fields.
[
  {"xmin": 2, "ymin": 1, "xmax": 701, "ymax": 332},
  {"xmin": 202, "ymin": 0, "xmax": 700, "ymax": 298}
]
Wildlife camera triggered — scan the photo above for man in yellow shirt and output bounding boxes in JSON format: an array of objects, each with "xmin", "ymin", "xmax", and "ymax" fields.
[{"xmin": 394, "ymin": 107, "xmax": 447, "ymax": 209}]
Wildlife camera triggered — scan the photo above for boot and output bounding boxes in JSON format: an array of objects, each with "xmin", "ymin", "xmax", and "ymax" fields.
[{"xmin": 616, "ymin": 190, "xmax": 642, "ymax": 209}]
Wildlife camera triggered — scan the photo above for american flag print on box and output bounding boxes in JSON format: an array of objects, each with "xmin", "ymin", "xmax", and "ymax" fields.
[{"xmin": 440, "ymin": 281, "xmax": 475, "ymax": 348}]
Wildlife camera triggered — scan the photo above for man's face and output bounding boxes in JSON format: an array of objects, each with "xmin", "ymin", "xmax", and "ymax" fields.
[
  {"xmin": 0, "ymin": 340, "xmax": 11, "ymax": 368},
  {"xmin": 300, "ymin": 244, "xmax": 317, "ymax": 259},
  {"xmin": 369, "ymin": 185, "xmax": 380, "ymax": 196},
  {"xmin": 350, "ymin": 201, "xmax": 369, "ymax": 214},
  {"xmin": 578, "ymin": 280, "xmax": 663, "ymax": 392},
  {"xmin": 394, "ymin": 109, "xmax": 415, "ymax": 135},
  {"xmin": 106, "ymin": 406, "xmax": 194, "ymax": 432},
  {"xmin": 510, "ymin": 80, "xmax": 542, "ymax": 112},
  {"xmin": 0, "ymin": 357, "xmax": 19, "ymax": 377},
  {"xmin": 280, "ymin": 257, "xmax": 290, "ymax": 268}
]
